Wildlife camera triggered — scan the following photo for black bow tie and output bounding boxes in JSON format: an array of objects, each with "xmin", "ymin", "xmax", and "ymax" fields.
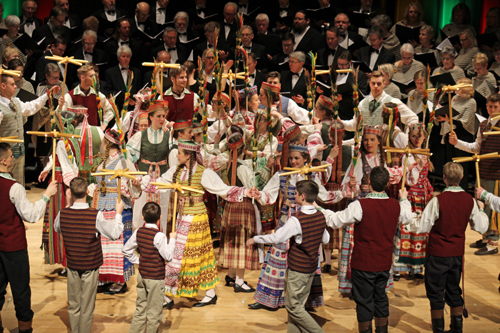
[
  {"xmin": 249, "ymin": 73, "xmax": 255, "ymax": 78},
  {"xmin": 85, "ymin": 52, "xmax": 93, "ymax": 56},
  {"xmin": 168, "ymin": 47, "xmax": 176, "ymax": 51},
  {"xmin": 178, "ymin": 32, "xmax": 187, "ymax": 36},
  {"xmin": 224, "ymin": 22, "xmax": 233, "ymax": 27},
  {"xmin": 292, "ymin": 72, "xmax": 300, "ymax": 77},
  {"xmin": 107, "ymin": 10, "xmax": 116, "ymax": 15},
  {"xmin": 197, "ymin": 9, "xmax": 204, "ymax": 14},
  {"xmin": 121, "ymin": 67, "xmax": 129, "ymax": 71},
  {"xmin": 370, "ymin": 47, "xmax": 379, "ymax": 54},
  {"xmin": 158, "ymin": 7, "xmax": 166, "ymax": 12},
  {"xmin": 120, "ymin": 41, "xmax": 129, "ymax": 45},
  {"xmin": 25, "ymin": 18, "xmax": 35, "ymax": 24},
  {"xmin": 327, "ymin": 48, "xmax": 336, "ymax": 56}
]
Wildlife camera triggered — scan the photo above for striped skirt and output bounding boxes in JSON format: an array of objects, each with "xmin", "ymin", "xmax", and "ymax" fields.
[
  {"xmin": 218, "ymin": 198, "xmax": 260, "ymax": 270},
  {"xmin": 98, "ymin": 209, "xmax": 134, "ymax": 284},
  {"xmin": 322, "ymin": 182, "xmax": 345, "ymax": 251},
  {"xmin": 42, "ymin": 171, "xmax": 66, "ymax": 266}
]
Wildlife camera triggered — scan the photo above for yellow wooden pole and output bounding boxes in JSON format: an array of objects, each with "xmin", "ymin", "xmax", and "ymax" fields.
[
  {"xmin": 52, "ymin": 137, "xmax": 56, "ymax": 182},
  {"xmin": 159, "ymin": 69, "xmax": 164, "ymax": 100},
  {"xmin": 448, "ymin": 92, "xmax": 453, "ymax": 132},
  {"xmin": 476, "ymin": 160, "xmax": 481, "ymax": 189},
  {"xmin": 62, "ymin": 63, "xmax": 69, "ymax": 97},
  {"xmin": 172, "ymin": 191, "xmax": 178, "ymax": 233},
  {"xmin": 401, "ymin": 153, "xmax": 409, "ymax": 191},
  {"xmin": 117, "ymin": 177, "xmax": 121, "ymax": 203}
]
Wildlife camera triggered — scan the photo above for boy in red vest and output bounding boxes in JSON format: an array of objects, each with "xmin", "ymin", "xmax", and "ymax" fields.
[
  {"xmin": 449, "ymin": 93, "xmax": 500, "ymax": 256},
  {"xmin": 0, "ymin": 143, "xmax": 58, "ymax": 333},
  {"xmin": 123, "ymin": 202, "xmax": 177, "ymax": 333},
  {"xmin": 55, "ymin": 177, "xmax": 125, "ymax": 333},
  {"xmin": 319, "ymin": 166, "xmax": 413, "ymax": 333},
  {"xmin": 164, "ymin": 66, "xmax": 199, "ymax": 122},
  {"xmin": 409, "ymin": 162, "xmax": 488, "ymax": 333},
  {"xmin": 247, "ymin": 180, "xmax": 329, "ymax": 333}
]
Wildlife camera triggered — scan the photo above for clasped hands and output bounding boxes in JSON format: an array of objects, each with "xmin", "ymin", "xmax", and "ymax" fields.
[{"xmin": 245, "ymin": 187, "xmax": 260, "ymax": 199}]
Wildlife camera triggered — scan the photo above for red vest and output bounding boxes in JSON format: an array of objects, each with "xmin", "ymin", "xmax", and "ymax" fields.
[
  {"xmin": 137, "ymin": 227, "xmax": 165, "ymax": 280},
  {"xmin": 59, "ymin": 208, "xmax": 103, "ymax": 271},
  {"xmin": 288, "ymin": 211, "xmax": 326, "ymax": 274},
  {"xmin": 0, "ymin": 177, "xmax": 27, "ymax": 252},
  {"xmin": 354, "ymin": 198, "xmax": 400, "ymax": 272},
  {"xmin": 479, "ymin": 120, "xmax": 500, "ymax": 180},
  {"xmin": 165, "ymin": 92, "xmax": 195, "ymax": 122},
  {"xmin": 69, "ymin": 89, "xmax": 100, "ymax": 126},
  {"xmin": 427, "ymin": 191, "xmax": 474, "ymax": 257}
]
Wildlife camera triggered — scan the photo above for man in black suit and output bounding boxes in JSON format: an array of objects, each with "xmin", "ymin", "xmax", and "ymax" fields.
[
  {"xmin": 69, "ymin": 30, "xmax": 109, "ymax": 87},
  {"xmin": 19, "ymin": 0, "xmax": 42, "ymax": 37},
  {"xmin": 193, "ymin": 21, "xmax": 231, "ymax": 65},
  {"xmin": 130, "ymin": 2, "xmax": 160, "ymax": 46},
  {"xmin": 237, "ymin": 0, "xmax": 261, "ymax": 24},
  {"xmin": 317, "ymin": 26, "xmax": 347, "ymax": 68},
  {"xmin": 267, "ymin": 0, "xmax": 299, "ymax": 33},
  {"xmin": 91, "ymin": 0, "xmax": 129, "ymax": 38},
  {"xmin": 33, "ymin": 6, "xmax": 71, "ymax": 50},
  {"xmin": 151, "ymin": 27, "xmax": 189, "ymax": 64},
  {"xmin": 356, "ymin": 25, "xmax": 395, "ymax": 72},
  {"xmin": 347, "ymin": 0, "xmax": 383, "ymax": 30},
  {"xmin": 253, "ymin": 13, "xmax": 282, "ymax": 57},
  {"xmin": 143, "ymin": 51, "xmax": 172, "ymax": 93},
  {"xmin": 233, "ymin": 52, "xmax": 265, "ymax": 93},
  {"xmin": 280, "ymin": 51, "xmax": 308, "ymax": 108},
  {"xmin": 219, "ymin": 2, "xmax": 238, "ymax": 48},
  {"xmin": 35, "ymin": 37, "xmax": 67, "ymax": 84},
  {"xmin": 174, "ymin": 11, "xmax": 199, "ymax": 53},
  {"xmin": 334, "ymin": 13, "xmax": 367, "ymax": 55},
  {"xmin": 308, "ymin": 0, "xmax": 337, "ymax": 33},
  {"xmin": 240, "ymin": 25, "xmax": 266, "ymax": 70},
  {"xmin": 105, "ymin": 18, "xmax": 144, "ymax": 71},
  {"xmin": 104, "ymin": 45, "xmax": 142, "ymax": 111},
  {"xmin": 44, "ymin": 0, "xmax": 80, "ymax": 39},
  {"xmin": 270, "ymin": 32, "xmax": 295, "ymax": 73},
  {"xmin": 291, "ymin": 10, "xmax": 324, "ymax": 54},
  {"xmin": 150, "ymin": 0, "xmax": 177, "ymax": 30},
  {"xmin": 187, "ymin": 0, "xmax": 219, "ymax": 35}
]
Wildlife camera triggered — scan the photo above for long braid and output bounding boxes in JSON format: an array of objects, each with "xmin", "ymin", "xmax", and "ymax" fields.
[
  {"xmin": 188, "ymin": 153, "xmax": 195, "ymax": 206},
  {"xmin": 98, "ymin": 142, "xmax": 111, "ymax": 195},
  {"xmin": 172, "ymin": 164, "xmax": 183, "ymax": 184},
  {"xmin": 377, "ymin": 135, "xmax": 386, "ymax": 167}
]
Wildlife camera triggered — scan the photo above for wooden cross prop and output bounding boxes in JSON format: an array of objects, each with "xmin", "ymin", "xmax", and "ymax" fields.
[
  {"xmin": 480, "ymin": 114, "xmax": 500, "ymax": 132},
  {"xmin": 219, "ymin": 70, "xmax": 246, "ymax": 110},
  {"xmin": 453, "ymin": 152, "xmax": 500, "ymax": 188},
  {"xmin": 27, "ymin": 129, "xmax": 81, "ymax": 182},
  {"xmin": 150, "ymin": 182, "xmax": 204, "ymax": 232},
  {"xmin": 0, "ymin": 68, "xmax": 22, "ymax": 77},
  {"xmin": 441, "ymin": 83, "xmax": 473, "ymax": 132},
  {"xmin": 280, "ymin": 162, "xmax": 330, "ymax": 179},
  {"xmin": 142, "ymin": 62, "xmax": 181, "ymax": 100},
  {"xmin": 315, "ymin": 69, "xmax": 352, "ymax": 76},
  {"xmin": 383, "ymin": 146, "xmax": 432, "ymax": 190},
  {"xmin": 91, "ymin": 168, "xmax": 147, "ymax": 203},
  {"xmin": 45, "ymin": 56, "xmax": 88, "ymax": 97},
  {"xmin": 0, "ymin": 136, "xmax": 23, "ymax": 143}
]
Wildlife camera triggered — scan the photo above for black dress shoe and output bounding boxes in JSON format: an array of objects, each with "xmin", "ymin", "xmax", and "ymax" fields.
[
  {"xmin": 474, "ymin": 247, "xmax": 498, "ymax": 255},
  {"xmin": 104, "ymin": 283, "xmax": 128, "ymax": 295},
  {"xmin": 470, "ymin": 239, "xmax": 487, "ymax": 248},
  {"xmin": 163, "ymin": 299, "xmax": 174, "ymax": 310},
  {"xmin": 322, "ymin": 264, "xmax": 331, "ymax": 273},
  {"xmin": 193, "ymin": 295, "xmax": 217, "ymax": 307},
  {"xmin": 248, "ymin": 302, "xmax": 264, "ymax": 310},
  {"xmin": 414, "ymin": 273, "xmax": 424, "ymax": 279},
  {"xmin": 225, "ymin": 275, "xmax": 235, "ymax": 286},
  {"xmin": 394, "ymin": 273, "xmax": 401, "ymax": 281},
  {"xmin": 234, "ymin": 283, "xmax": 256, "ymax": 293}
]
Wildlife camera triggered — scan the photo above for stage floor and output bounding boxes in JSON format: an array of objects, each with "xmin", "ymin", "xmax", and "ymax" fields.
[{"xmin": 1, "ymin": 187, "xmax": 499, "ymax": 332}]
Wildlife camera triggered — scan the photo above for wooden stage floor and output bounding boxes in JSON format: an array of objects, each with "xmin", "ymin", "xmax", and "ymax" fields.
[{"xmin": 1, "ymin": 187, "xmax": 499, "ymax": 332}]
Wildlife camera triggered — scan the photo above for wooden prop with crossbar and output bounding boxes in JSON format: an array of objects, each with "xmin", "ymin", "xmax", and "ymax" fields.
[
  {"xmin": 0, "ymin": 68, "xmax": 22, "ymax": 78},
  {"xmin": 219, "ymin": 70, "xmax": 246, "ymax": 109},
  {"xmin": 0, "ymin": 136, "xmax": 23, "ymax": 143},
  {"xmin": 151, "ymin": 182, "xmax": 204, "ymax": 232},
  {"xmin": 44, "ymin": 56, "xmax": 88, "ymax": 97},
  {"xmin": 91, "ymin": 168, "xmax": 147, "ymax": 203},
  {"xmin": 384, "ymin": 146, "xmax": 432, "ymax": 190},
  {"xmin": 441, "ymin": 83, "xmax": 473, "ymax": 132},
  {"xmin": 142, "ymin": 62, "xmax": 181, "ymax": 100},
  {"xmin": 279, "ymin": 162, "xmax": 330, "ymax": 179},
  {"xmin": 453, "ymin": 152, "xmax": 500, "ymax": 188}
]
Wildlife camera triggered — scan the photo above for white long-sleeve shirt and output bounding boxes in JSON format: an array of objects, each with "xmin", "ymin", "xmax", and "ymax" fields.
[
  {"xmin": 254, "ymin": 205, "xmax": 329, "ymax": 245},
  {"xmin": 482, "ymin": 190, "xmax": 500, "ymax": 214},
  {"xmin": 271, "ymin": 98, "xmax": 311, "ymax": 125},
  {"xmin": 0, "ymin": 94, "xmax": 48, "ymax": 124},
  {"xmin": 319, "ymin": 192, "xmax": 413, "ymax": 229},
  {"xmin": 62, "ymin": 85, "xmax": 113, "ymax": 126},
  {"xmin": 455, "ymin": 118, "xmax": 498, "ymax": 154},
  {"xmin": 1, "ymin": 172, "xmax": 50, "ymax": 222},
  {"xmin": 122, "ymin": 223, "xmax": 176, "ymax": 264},
  {"xmin": 54, "ymin": 201, "xmax": 124, "ymax": 239},
  {"xmin": 42, "ymin": 140, "xmax": 79, "ymax": 186},
  {"xmin": 407, "ymin": 187, "xmax": 489, "ymax": 234}
]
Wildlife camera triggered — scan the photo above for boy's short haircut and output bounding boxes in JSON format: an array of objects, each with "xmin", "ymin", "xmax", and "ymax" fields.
[
  {"xmin": 0, "ymin": 142, "xmax": 11, "ymax": 161},
  {"xmin": 370, "ymin": 70, "xmax": 383, "ymax": 81},
  {"xmin": 296, "ymin": 180, "xmax": 319, "ymax": 203},
  {"xmin": 443, "ymin": 162, "xmax": 463, "ymax": 185},
  {"xmin": 142, "ymin": 202, "xmax": 161, "ymax": 224},
  {"xmin": 69, "ymin": 177, "xmax": 88, "ymax": 199},
  {"xmin": 369, "ymin": 166, "xmax": 390, "ymax": 191},
  {"xmin": 170, "ymin": 65, "xmax": 187, "ymax": 79},
  {"xmin": 487, "ymin": 92, "xmax": 500, "ymax": 104}
]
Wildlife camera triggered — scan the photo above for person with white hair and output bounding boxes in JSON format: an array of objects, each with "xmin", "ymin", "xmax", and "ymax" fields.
[
  {"xmin": 174, "ymin": 11, "xmax": 199, "ymax": 45},
  {"xmin": 279, "ymin": 51, "xmax": 308, "ymax": 108},
  {"xmin": 19, "ymin": 0, "xmax": 42, "ymax": 37},
  {"xmin": 253, "ymin": 12, "xmax": 282, "ymax": 56},
  {"xmin": 0, "ymin": 15, "xmax": 28, "ymax": 67},
  {"xmin": 70, "ymin": 30, "xmax": 108, "ymax": 81},
  {"xmin": 431, "ymin": 46, "xmax": 465, "ymax": 83},
  {"xmin": 392, "ymin": 43, "xmax": 425, "ymax": 99}
]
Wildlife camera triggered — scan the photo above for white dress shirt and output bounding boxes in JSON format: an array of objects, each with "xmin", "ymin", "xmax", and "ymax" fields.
[
  {"xmin": 293, "ymin": 26, "xmax": 309, "ymax": 51},
  {"xmin": 0, "ymin": 94, "xmax": 48, "ymax": 125},
  {"xmin": 54, "ymin": 201, "xmax": 124, "ymax": 239},
  {"xmin": 291, "ymin": 69, "xmax": 303, "ymax": 89},
  {"xmin": 105, "ymin": 8, "xmax": 117, "ymax": 22},
  {"xmin": 455, "ymin": 117, "xmax": 498, "ymax": 154},
  {"xmin": 22, "ymin": 16, "xmax": 36, "ymax": 37},
  {"xmin": 224, "ymin": 20, "xmax": 232, "ymax": 39},
  {"xmin": 369, "ymin": 45, "xmax": 382, "ymax": 70},
  {"xmin": 119, "ymin": 65, "xmax": 129, "ymax": 85},
  {"xmin": 62, "ymin": 85, "xmax": 114, "ymax": 126},
  {"xmin": 254, "ymin": 205, "xmax": 330, "ymax": 245},
  {"xmin": 165, "ymin": 44, "xmax": 178, "ymax": 63},
  {"xmin": 83, "ymin": 51, "xmax": 93, "ymax": 64},
  {"xmin": 156, "ymin": 2, "xmax": 166, "ymax": 25},
  {"xmin": 122, "ymin": 223, "xmax": 176, "ymax": 264}
]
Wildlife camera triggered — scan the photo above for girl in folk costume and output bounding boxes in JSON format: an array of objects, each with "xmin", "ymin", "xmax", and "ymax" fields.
[
  {"xmin": 142, "ymin": 140, "xmax": 255, "ymax": 308},
  {"xmin": 219, "ymin": 132, "xmax": 270, "ymax": 292},
  {"xmin": 169, "ymin": 119, "xmax": 193, "ymax": 168},
  {"xmin": 250, "ymin": 145, "xmax": 343, "ymax": 310},
  {"xmin": 38, "ymin": 111, "xmax": 79, "ymax": 271},
  {"xmin": 231, "ymin": 86, "xmax": 259, "ymax": 131},
  {"xmin": 339, "ymin": 126, "xmax": 407, "ymax": 296},
  {"xmin": 393, "ymin": 123, "xmax": 433, "ymax": 278},
  {"xmin": 88, "ymin": 129, "xmax": 141, "ymax": 294},
  {"xmin": 121, "ymin": 88, "xmax": 153, "ymax": 140},
  {"xmin": 127, "ymin": 100, "xmax": 171, "ymax": 232},
  {"xmin": 245, "ymin": 108, "xmax": 278, "ymax": 159},
  {"xmin": 206, "ymin": 92, "xmax": 231, "ymax": 143}
]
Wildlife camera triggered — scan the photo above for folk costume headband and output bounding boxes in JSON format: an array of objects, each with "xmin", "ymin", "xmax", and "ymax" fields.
[
  {"xmin": 363, "ymin": 125, "xmax": 381, "ymax": 137},
  {"xmin": 192, "ymin": 123, "xmax": 203, "ymax": 134},
  {"xmin": 316, "ymin": 95, "xmax": 334, "ymax": 112},
  {"xmin": 227, "ymin": 132, "xmax": 244, "ymax": 186},
  {"xmin": 149, "ymin": 100, "xmax": 169, "ymax": 114},
  {"xmin": 280, "ymin": 125, "xmax": 301, "ymax": 168},
  {"xmin": 289, "ymin": 144, "xmax": 308, "ymax": 153},
  {"xmin": 178, "ymin": 139, "xmax": 203, "ymax": 164},
  {"xmin": 68, "ymin": 105, "xmax": 88, "ymax": 115},
  {"xmin": 104, "ymin": 129, "xmax": 121, "ymax": 145},
  {"xmin": 173, "ymin": 119, "xmax": 192, "ymax": 131},
  {"xmin": 409, "ymin": 123, "xmax": 425, "ymax": 132}
]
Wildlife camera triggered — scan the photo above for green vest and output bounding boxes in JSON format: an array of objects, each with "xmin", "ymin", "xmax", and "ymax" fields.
[{"xmin": 137, "ymin": 130, "xmax": 170, "ymax": 175}]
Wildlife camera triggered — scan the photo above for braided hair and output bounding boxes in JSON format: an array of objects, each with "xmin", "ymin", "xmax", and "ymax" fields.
[
  {"xmin": 173, "ymin": 148, "xmax": 197, "ymax": 206},
  {"xmin": 98, "ymin": 136, "xmax": 120, "ymax": 195}
]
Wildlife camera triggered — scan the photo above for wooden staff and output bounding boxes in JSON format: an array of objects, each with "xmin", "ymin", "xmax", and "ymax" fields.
[
  {"xmin": 219, "ymin": 70, "xmax": 245, "ymax": 110},
  {"xmin": 280, "ymin": 162, "xmax": 330, "ymax": 179},
  {"xmin": 316, "ymin": 69, "xmax": 352, "ymax": 76},
  {"xmin": 0, "ymin": 136, "xmax": 23, "ymax": 143},
  {"xmin": 142, "ymin": 62, "xmax": 181, "ymax": 100},
  {"xmin": 151, "ymin": 182, "xmax": 204, "ymax": 232},
  {"xmin": 91, "ymin": 168, "xmax": 147, "ymax": 203},
  {"xmin": 0, "ymin": 68, "xmax": 22, "ymax": 77},
  {"xmin": 384, "ymin": 146, "xmax": 432, "ymax": 190},
  {"xmin": 27, "ymin": 129, "xmax": 81, "ymax": 182},
  {"xmin": 45, "ymin": 56, "xmax": 88, "ymax": 97},
  {"xmin": 453, "ymin": 152, "xmax": 500, "ymax": 188},
  {"xmin": 441, "ymin": 83, "xmax": 473, "ymax": 133}
]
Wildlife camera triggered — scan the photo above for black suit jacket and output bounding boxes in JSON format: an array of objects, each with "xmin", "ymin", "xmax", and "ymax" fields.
[
  {"xmin": 218, "ymin": 20, "xmax": 237, "ymax": 48},
  {"xmin": 193, "ymin": 40, "xmax": 232, "ymax": 67},
  {"xmin": 232, "ymin": 69, "xmax": 266, "ymax": 94},
  {"xmin": 69, "ymin": 48, "xmax": 109, "ymax": 86},
  {"xmin": 143, "ymin": 70, "xmax": 172, "ymax": 92},
  {"xmin": 280, "ymin": 70, "xmax": 308, "ymax": 107},
  {"xmin": 149, "ymin": 2, "xmax": 178, "ymax": 28},
  {"xmin": 151, "ymin": 43, "xmax": 189, "ymax": 64},
  {"xmin": 177, "ymin": 28, "xmax": 200, "ymax": 52},
  {"xmin": 186, "ymin": 3, "xmax": 220, "ymax": 35},
  {"xmin": 91, "ymin": 8, "xmax": 129, "ymax": 37},
  {"xmin": 317, "ymin": 45, "xmax": 348, "ymax": 68},
  {"xmin": 105, "ymin": 38, "xmax": 145, "ymax": 72},
  {"xmin": 294, "ymin": 27, "xmax": 324, "ymax": 54},
  {"xmin": 130, "ymin": 17, "xmax": 160, "ymax": 45},
  {"xmin": 104, "ymin": 65, "xmax": 142, "ymax": 111},
  {"xmin": 243, "ymin": 43, "xmax": 267, "ymax": 69},
  {"xmin": 43, "ymin": 13, "xmax": 79, "ymax": 27},
  {"xmin": 266, "ymin": 3, "xmax": 300, "ymax": 31},
  {"xmin": 270, "ymin": 52, "xmax": 290, "ymax": 72},
  {"xmin": 308, "ymin": 6, "xmax": 337, "ymax": 32},
  {"xmin": 18, "ymin": 16, "xmax": 43, "ymax": 36},
  {"xmin": 253, "ymin": 32, "xmax": 281, "ymax": 57},
  {"xmin": 32, "ymin": 24, "xmax": 72, "ymax": 50},
  {"xmin": 356, "ymin": 45, "xmax": 395, "ymax": 71}
]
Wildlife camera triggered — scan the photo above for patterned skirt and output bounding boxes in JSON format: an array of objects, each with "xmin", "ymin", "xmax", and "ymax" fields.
[
  {"xmin": 321, "ymin": 182, "xmax": 345, "ymax": 251},
  {"xmin": 254, "ymin": 216, "xmax": 324, "ymax": 308},
  {"xmin": 218, "ymin": 198, "xmax": 260, "ymax": 270},
  {"xmin": 98, "ymin": 209, "xmax": 134, "ymax": 284},
  {"xmin": 42, "ymin": 170, "xmax": 66, "ymax": 266},
  {"xmin": 165, "ymin": 213, "xmax": 220, "ymax": 297}
]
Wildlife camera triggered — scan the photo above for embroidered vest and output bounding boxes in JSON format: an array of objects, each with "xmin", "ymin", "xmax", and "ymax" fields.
[
  {"xmin": 0, "ymin": 99, "xmax": 24, "ymax": 157},
  {"xmin": 74, "ymin": 126, "xmax": 102, "ymax": 171},
  {"xmin": 138, "ymin": 130, "xmax": 170, "ymax": 175},
  {"xmin": 359, "ymin": 94, "xmax": 393, "ymax": 127},
  {"xmin": 479, "ymin": 120, "xmax": 500, "ymax": 180},
  {"xmin": 165, "ymin": 92, "xmax": 195, "ymax": 122},
  {"xmin": 69, "ymin": 89, "xmax": 100, "ymax": 126},
  {"xmin": 137, "ymin": 227, "xmax": 165, "ymax": 280}
]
